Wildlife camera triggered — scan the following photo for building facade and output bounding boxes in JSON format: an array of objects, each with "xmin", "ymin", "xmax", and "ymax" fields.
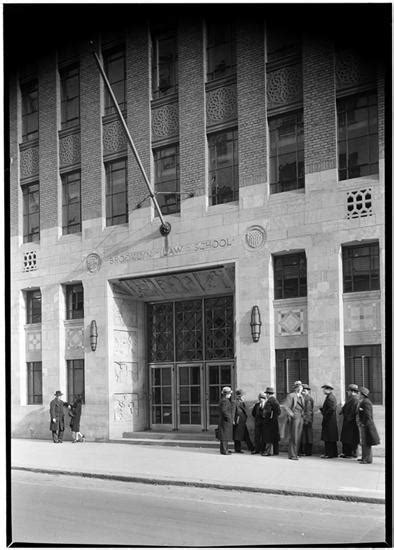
[{"xmin": 8, "ymin": 10, "xmax": 386, "ymax": 443}]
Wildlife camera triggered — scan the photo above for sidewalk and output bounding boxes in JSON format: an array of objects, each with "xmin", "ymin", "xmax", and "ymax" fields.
[{"xmin": 11, "ymin": 438, "xmax": 385, "ymax": 504}]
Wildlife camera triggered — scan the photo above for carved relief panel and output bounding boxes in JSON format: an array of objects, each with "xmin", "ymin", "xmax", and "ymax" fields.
[
  {"xmin": 344, "ymin": 300, "xmax": 380, "ymax": 333},
  {"xmin": 267, "ymin": 64, "xmax": 303, "ymax": 110},
  {"xmin": 113, "ymin": 392, "xmax": 139, "ymax": 421},
  {"xmin": 151, "ymin": 102, "xmax": 179, "ymax": 142},
  {"xmin": 25, "ymin": 325, "xmax": 42, "ymax": 362},
  {"xmin": 278, "ymin": 310, "xmax": 305, "ymax": 336},
  {"xmin": 113, "ymin": 329, "xmax": 137, "ymax": 362},
  {"xmin": 20, "ymin": 145, "xmax": 39, "ymax": 180},
  {"xmin": 206, "ymin": 84, "xmax": 237, "ymax": 128},
  {"xmin": 59, "ymin": 132, "xmax": 81, "ymax": 168},
  {"xmin": 65, "ymin": 326, "xmax": 84, "ymax": 358},
  {"xmin": 103, "ymin": 119, "xmax": 127, "ymax": 156},
  {"xmin": 336, "ymin": 49, "xmax": 375, "ymax": 91}
]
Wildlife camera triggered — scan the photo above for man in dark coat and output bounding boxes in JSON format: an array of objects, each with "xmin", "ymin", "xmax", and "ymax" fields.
[
  {"xmin": 283, "ymin": 381, "xmax": 304, "ymax": 460},
  {"xmin": 339, "ymin": 384, "xmax": 360, "ymax": 458},
  {"xmin": 357, "ymin": 386, "xmax": 380, "ymax": 464},
  {"xmin": 299, "ymin": 384, "xmax": 314, "ymax": 456},
  {"xmin": 319, "ymin": 383, "xmax": 338, "ymax": 458},
  {"xmin": 233, "ymin": 389, "xmax": 254, "ymax": 453},
  {"xmin": 49, "ymin": 390, "xmax": 69, "ymax": 443},
  {"xmin": 218, "ymin": 386, "xmax": 235, "ymax": 455},
  {"xmin": 70, "ymin": 394, "xmax": 85, "ymax": 443},
  {"xmin": 261, "ymin": 387, "xmax": 281, "ymax": 456},
  {"xmin": 251, "ymin": 392, "xmax": 266, "ymax": 454}
]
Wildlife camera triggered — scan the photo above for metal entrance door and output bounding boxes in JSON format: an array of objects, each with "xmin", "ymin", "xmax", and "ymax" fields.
[
  {"xmin": 150, "ymin": 365, "xmax": 175, "ymax": 431},
  {"xmin": 206, "ymin": 362, "xmax": 234, "ymax": 428},
  {"xmin": 177, "ymin": 364, "xmax": 204, "ymax": 430}
]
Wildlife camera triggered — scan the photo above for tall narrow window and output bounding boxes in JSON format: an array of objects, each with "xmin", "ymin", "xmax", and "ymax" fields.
[
  {"xmin": 22, "ymin": 182, "xmax": 40, "ymax": 243},
  {"xmin": 21, "ymin": 79, "xmax": 38, "ymax": 141},
  {"xmin": 274, "ymin": 252, "xmax": 307, "ymax": 300},
  {"xmin": 62, "ymin": 171, "xmax": 81, "ymax": 234},
  {"xmin": 103, "ymin": 45, "xmax": 126, "ymax": 115},
  {"xmin": 266, "ymin": 24, "xmax": 301, "ymax": 62},
  {"xmin": 27, "ymin": 362, "xmax": 42, "ymax": 404},
  {"xmin": 153, "ymin": 145, "xmax": 180, "ymax": 215},
  {"xmin": 208, "ymin": 128, "xmax": 239, "ymax": 205},
  {"xmin": 337, "ymin": 91, "xmax": 378, "ymax": 181},
  {"xmin": 269, "ymin": 111, "xmax": 304, "ymax": 194},
  {"xmin": 26, "ymin": 289, "xmax": 41, "ymax": 324},
  {"xmin": 66, "ymin": 283, "xmax": 84, "ymax": 320},
  {"xmin": 67, "ymin": 359, "xmax": 85, "ymax": 403},
  {"xmin": 60, "ymin": 64, "xmax": 80, "ymax": 129},
  {"xmin": 342, "ymin": 242, "xmax": 380, "ymax": 292},
  {"xmin": 276, "ymin": 349, "xmax": 308, "ymax": 402},
  {"xmin": 345, "ymin": 345, "xmax": 382, "ymax": 404},
  {"xmin": 105, "ymin": 158, "xmax": 128, "ymax": 226},
  {"xmin": 152, "ymin": 31, "xmax": 177, "ymax": 99},
  {"xmin": 206, "ymin": 22, "xmax": 236, "ymax": 81}
]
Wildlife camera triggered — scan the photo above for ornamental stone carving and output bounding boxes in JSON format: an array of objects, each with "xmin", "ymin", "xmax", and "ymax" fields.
[
  {"xmin": 151, "ymin": 103, "xmax": 179, "ymax": 141},
  {"xmin": 245, "ymin": 225, "xmax": 267, "ymax": 250},
  {"xmin": 103, "ymin": 119, "xmax": 127, "ymax": 156},
  {"xmin": 59, "ymin": 132, "xmax": 81, "ymax": 167},
  {"xmin": 206, "ymin": 85, "xmax": 237, "ymax": 127},
  {"xmin": 20, "ymin": 146, "xmax": 39, "ymax": 180},
  {"xmin": 335, "ymin": 50, "xmax": 375, "ymax": 90},
  {"xmin": 113, "ymin": 393, "xmax": 138, "ymax": 421},
  {"xmin": 23, "ymin": 251, "xmax": 37, "ymax": 272},
  {"xmin": 86, "ymin": 253, "xmax": 102, "ymax": 273},
  {"xmin": 346, "ymin": 188, "xmax": 372, "ymax": 219},
  {"xmin": 278, "ymin": 310, "xmax": 304, "ymax": 336},
  {"xmin": 66, "ymin": 327, "xmax": 84, "ymax": 351},
  {"xmin": 27, "ymin": 331, "xmax": 41, "ymax": 351},
  {"xmin": 345, "ymin": 302, "xmax": 378, "ymax": 332},
  {"xmin": 114, "ymin": 329, "xmax": 136, "ymax": 361},
  {"xmin": 267, "ymin": 65, "xmax": 303, "ymax": 109}
]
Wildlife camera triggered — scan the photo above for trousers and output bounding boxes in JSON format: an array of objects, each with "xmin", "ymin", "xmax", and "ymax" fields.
[
  {"xmin": 234, "ymin": 426, "xmax": 254, "ymax": 452},
  {"xmin": 288, "ymin": 413, "xmax": 303, "ymax": 458},
  {"xmin": 360, "ymin": 426, "xmax": 373, "ymax": 463},
  {"xmin": 254, "ymin": 424, "xmax": 264, "ymax": 453},
  {"xmin": 324, "ymin": 441, "xmax": 338, "ymax": 457},
  {"xmin": 220, "ymin": 440, "xmax": 229, "ymax": 454},
  {"xmin": 52, "ymin": 429, "xmax": 64, "ymax": 442},
  {"xmin": 342, "ymin": 442, "xmax": 358, "ymax": 457}
]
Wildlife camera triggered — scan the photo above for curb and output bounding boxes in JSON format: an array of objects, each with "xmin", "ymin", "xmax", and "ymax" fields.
[{"xmin": 12, "ymin": 466, "xmax": 385, "ymax": 505}]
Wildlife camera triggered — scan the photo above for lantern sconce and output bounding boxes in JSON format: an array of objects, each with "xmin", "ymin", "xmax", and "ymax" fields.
[
  {"xmin": 90, "ymin": 320, "xmax": 98, "ymax": 351},
  {"xmin": 250, "ymin": 305, "xmax": 262, "ymax": 343}
]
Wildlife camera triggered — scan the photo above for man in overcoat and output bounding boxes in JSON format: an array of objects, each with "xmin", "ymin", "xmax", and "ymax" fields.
[
  {"xmin": 299, "ymin": 384, "xmax": 314, "ymax": 456},
  {"xmin": 261, "ymin": 387, "xmax": 281, "ymax": 456},
  {"xmin": 339, "ymin": 384, "xmax": 360, "ymax": 458},
  {"xmin": 251, "ymin": 392, "xmax": 266, "ymax": 454},
  {"xmin": 218, "ymin": 386, "xmax": 235, "ymax": 455},
  {"xmin": 319, "ymin": 383, "xmax": 338, "ymax": 458},
  {"xmin": 49, "ymin": 390, "xmax": 69, "ymax": 443},
  {"xmin": 283, "ymin": 381, "xmax": 304, "ymax": 460},
  {"xmin": 357, "ymin": 386, "xmax": 380, "ymax": 464},
  {"xmin": 233, "ymin": 389, "xmax": 254, "ymax": 453}
]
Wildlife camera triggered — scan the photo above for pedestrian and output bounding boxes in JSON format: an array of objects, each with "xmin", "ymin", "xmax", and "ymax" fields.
[
  {"xmin": 49, "ymin": 390, "xmax": 69, "ymax": 443},
  {"xmin": 357, "ymin": 387, "xmax": 380, "ymax": 464},
  {"xmin": 339, "ymin": 384, "xmax": 360, "ymax": 458},
  {"xmin": 251, "ymin": 392, "xmax": 267, "ymax": 454},
  {"xmin": 299, "ymin": 384, "xmax": 314, "ymax": 456},
  {"xmin": 283, "ymin": 381, "xmax": 304, "ymax": 460},
  {"xmin": 319, "ymin": 383, "xmax": 339, "ymax": 458},
  {"xmin": 261, "ymin": 387, "xmax": 281, "ymax": 456},
  {"xmin": 218, "ymin": 386, "xmax": 235, "ymax": 455},
  {"xmin": 233, "ymin": 389, "xmax": 254, "ymax": 453},
  {"xmin": 69, "ymin": 394, "xmax": 85, "ymax": 443}
]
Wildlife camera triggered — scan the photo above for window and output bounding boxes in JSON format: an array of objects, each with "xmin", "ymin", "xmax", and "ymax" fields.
[
  {"xmin": 22, "ymin": 182, "xmax": 40, "ymax": 243},
  {"xmin": 269, "ymin": 111, "xmax": 304, "ymax": 194},
  {"xmin": 274, "ymin": 252, "xmax": 307, "ymax": 299},
  {"xmin": 21, "ymin": 79, "xmax": 38, "ymax": 141},
  {"xmin": 337, "ymin": 91, "xmax": 378, "ymax": 181},
  {"xmin": 26, "ymin": 289, "xmax": 41, "ymax": 324},
  {"xmin": 105, "ymin": 158, "xmax": 128, "ymax": 226},
  {"xmin": 267, "ymin": 24, "xmax": 301, "ymax": 62},
  {"xmin": 27, "ymin": 362, "xmax": 42, "ymax": 404},
  {"xmin": 67, "ymin": 359, "xmax": 85, "ymax": 403},
  {"xmin": 208, "ymin": 128, "xmax": 238, "ymax": 205},
  {"xmin": 103, "ymin": 46, "xmax": 126, "ymax": 115},
  {"xmin": 60, "ymin": 64, "xmax": 80, "ymax": 129},
  {"xmin": 276, "ymin": 348, "xmax": 308, "ymax": 402},
  {"xmin": 152, "ymin": 31, "xmax": 177, "ymax": 99},
  {"xmin": 345, "ymin": 345, "xmax": 382, "ymax": 404},
  {"xmin": 342, "ymin": 242, "xmax": 380, "ymax": 292},
  {"xmin": 62, "ymin": 171, "xmax": 81, "ymax": 234},
  {"xmin": 206, "ymin": 22, "xmax": 236, "ymax": 81},
  {"xmin": 66, "ymin": 283, "xmax": 84, "ymax": 320},
  {"xmin": 154, "ymin": 145, "xmax": 180, "ymax": 215}
]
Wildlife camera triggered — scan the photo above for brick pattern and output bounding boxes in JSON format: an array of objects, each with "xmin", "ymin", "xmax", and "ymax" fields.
[
  {"xmin": 9, "ymin": 75, "xmax": 20, "ymax": 238},
  {"xmin": 377, "ymin": 67, "xmax": 385, "ymax": 160},
  {"xmin": 303, "ymin": 38, "xmax": 337, "ymax": 175},
  {"xmin": 237, "ymin": 22, "xmax": 267, "ymax": 186}
]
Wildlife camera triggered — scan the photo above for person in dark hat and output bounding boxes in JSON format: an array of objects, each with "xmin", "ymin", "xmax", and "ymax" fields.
[
  {"xmin": 69, "ymin": 394, "xmax": 85, "ymax": 443},
  {"xmin": 319, "ymin": 384, "xmax": 338, "ymax": 458},
  {"xmin": 218, "ymin": 387, "xmax": 235, "ymax": 455},
  {"xmin": 251, "ymin": 392, "xmax": 267, "ymax": 454},
  {"xmin": 299, "ymin": 384, "xmax": 314, "ymax": 456},
  {"xmin": 233, "ymin": 389, "xmax": 254, "ymax": 453},
  {"xmin": 339, "ymin": 384, "xmax": 360, "ymax": 458},
  {"xmin": 357, "ymin": 387, "xmax": 380, "ymax": 464},
  {"xmin": 261, "ymin": 387, "xmax": 281, "ymax": 456},
  {"xmin": 49, "ymin": 391, "xmax": 69, "ymax": 443},
  {"xmin": 283, "ymin": 381, "xmax": 304, "ymax": 460}
]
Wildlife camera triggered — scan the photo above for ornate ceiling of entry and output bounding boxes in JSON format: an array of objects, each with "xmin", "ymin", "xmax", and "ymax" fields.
[{"xmin": 113, "ymin": 264, "xmax": 235, "ymax": 301}]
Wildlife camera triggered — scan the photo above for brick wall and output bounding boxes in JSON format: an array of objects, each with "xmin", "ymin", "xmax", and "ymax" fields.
[
  {"xmin": 9, "ymin": 75, "xmax": 19, "ymax": 238},
  {"xmin": 377, "ymin": 65, "xmax": 385, "ymax": 160}
]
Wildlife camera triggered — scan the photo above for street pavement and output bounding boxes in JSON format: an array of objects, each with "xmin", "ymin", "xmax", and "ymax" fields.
[
  {"xmin": 12, "ymin": 470, "xmax": 386, "ymax": 546},
  {"xmin": 11, "ymin": 438, "xmax": 385, "ymax": 503}
]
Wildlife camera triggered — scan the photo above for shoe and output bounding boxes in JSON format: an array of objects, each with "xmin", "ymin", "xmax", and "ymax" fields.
[
  {"xmin": 261, "ymin": 452, "xmax": 271, "ymax": 456},
  {"xmin": 251, "ymin": 451, "xmax": 259, "ymax": 454},
  {"xmin": 72, "ymin": 440, "xmax": 77, "ymax": 443},
  {"xmin": 81, "ymin": 435, "xmax": 85, "ymax": 442},
  {"xmin": 289, "ymin": 457, "xmax": 299, "ymax": 460},
  {"xmin": 357, "ymin": 458, "xmax": 363, "ymax": 462},
  {"xmin": 358, "ymin": 460, "xmax": 372, "ymax": 464},
  {"xmin": 299, "ymin": 453, "xmax": 306, "ymax": 457},
  {"xmin": 58, "ymin": 441, "xmax": 63, "ymax": 444},
  {"xmin": 305, "ymin": 453, "xmax": 312, "ymax": 456},
  {"xmin": 235, "ymin": 450, "xmax": 244, "ymax": 453}
]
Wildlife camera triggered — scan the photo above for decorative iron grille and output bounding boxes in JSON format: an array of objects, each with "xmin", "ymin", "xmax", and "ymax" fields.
[
  {"xmin": 205, "ymin": 296, "xmax": 234, "ymax": 360},
  {"xmin": 148, "ymin": 303, "xmax": 174, "ymax": 362},
  {"xmin": 175, "ymin": 300, "xmax": 203, "ymax": 361}
]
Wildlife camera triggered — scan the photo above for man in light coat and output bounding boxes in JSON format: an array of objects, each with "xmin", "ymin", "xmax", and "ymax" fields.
[
  {"xmin": 49, "ymin": 390, "xmax": 69, "ymax": 443},
  {"xmin": 299, "ymin": 384, "xmax": 314, "ymax": 456},
  {"xmin": 283, "ymin": 381, "xmax": 304, "ymax": 460}
]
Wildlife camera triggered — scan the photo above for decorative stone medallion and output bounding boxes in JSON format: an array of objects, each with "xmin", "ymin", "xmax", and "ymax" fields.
[
  {"xmin": 86, "ymin": 253, "xmax": 102, "ymax": 273},
  {"xmin": 245, "ymin": 225, "xmax": 267, "ymax": 250}
]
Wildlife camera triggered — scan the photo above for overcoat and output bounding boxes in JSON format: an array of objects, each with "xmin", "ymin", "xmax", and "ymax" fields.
[
  {"xmin": 218, "ymin": 397, "xmax": 235, "ymax": 441},
  {"xmin": 262, "ymin": 396, "xmax": 281, "ymax": 443},
  {"xmin": 233, "ymin": 398, "xmax": 248, "ymax": 441},
  {"xmin": 70, "ymin": 400, "xmax": 82, "ymax": 432},
  {"xmin": 49, "ymin": 398, "xmax": 68, "ymax": 432},
  {"xmin": 302, "ymin": 394, "xmax": 314, "ymax": 444},
  {"xmin": 320, "ymin": 392, "xmax": 338, "ymax": 442},
  {"xmin": 358, "ymin": 397, "xmax": 380, "ymax": 446},
  {"xmin": 251, "ymin": 402, "xmax": 265, "ymax": 426},
  {"xmin": 340, "ymin": 394, "xmax": 360, "ymax": 446}
]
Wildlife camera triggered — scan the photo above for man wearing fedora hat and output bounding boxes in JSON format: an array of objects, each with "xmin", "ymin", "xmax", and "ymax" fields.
[
  {"xmin": 339, "ymin": 384, "xmax": 360, "ymax": 458},
  {"xmin": 251, "ymin": 392, "xmax": 267, "ymax": 454},
  {"xmin": 217, "ymin": 386, "xmax": 235, "ymax": 455},
  {"xmin": 283, "ymin": 381, "xmax": 304, "ymax": 460},
  {"xmin": 49, "ymin": 390, "xmax": 69, "ymax": 443},
  {"xmin": 233, "ymin": 389, "xmax": 254, "ymax": 453},
  {"xmin": 357, "ymin": 387, "xmax": 380, "ymax": 464},
  {"xmin": 319, "ymin": 384, "xmax": 338, "ymax": 458},
  {"xmin": 299, "ymin": 384, "xmax": 314, "ymax": 456},
  {"xmin": 261, "ymin": 387, "xmax": 281, "ymax": 456}
]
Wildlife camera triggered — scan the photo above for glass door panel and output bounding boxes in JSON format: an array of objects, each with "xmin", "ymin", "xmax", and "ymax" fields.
[
  {"xmin": 150, "ymin": 365, "xmax": 175, "ymax": 430},
  {"xmin": 206, "ymin": 362, "xmax": 234, "ymax": 428},
  {"xmin": 177, "ymin": 364, "xmax": 203, "ymax": 430}
]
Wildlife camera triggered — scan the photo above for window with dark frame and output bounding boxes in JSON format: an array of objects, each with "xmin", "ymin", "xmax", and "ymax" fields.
[
  {"xmin": 269, "ymin": 111, "xmax": 304, "ymax": 194},
  {"xmin": 345, "ymin": 345, "xmax": 382, "ymax": 404},
  {"xmin": 274, "ymin": 252, "xmax": 307, "ymax": 299},
  {"xmin": 276, "ymin": 348, "xmax": 308, "ymax": 402},
  {"xmin": 153, "ymin": 145, "xmax": 180, "ymax": 215},
  {"xmin": 337, "ymin": 91, "xmax": 378, "ymax": 181},
  {"xmin": 105, "ymin": 158, "xmax": 128, "ymax": 226},
  {"xmin": 151, "ymin": 31, "xmax": 178, "ymax": 99},
  {"xmin": 266, "ymin": 24, "xmax": 301, "ymax": 62},
  {"xmin": 103, "ymin": 45, "xmax": 126, "ymax": 115},
  {"xmin": 22, "ymin": 182, "xmax": 40, "ymax": 243},
  {"xmin": 208, "ymin": 128, "xmax": 239, "ymax": 205},
  {"xmin": 67, "ymin": 359, "xmax": 85, "ymax": 404},
  {"xmin": 60, "ymin": 64, "xmax": 80, "ymax": 129},
  {"xmin": 27, "ymin": 362, "xmax": 42, "ymax": 404},
  {"xmin": 66, "ymin": 283, "xmax": 84, "ymax": 320},
  {"xmin": 62, "ymin": 171, "xmax": 81, "ymax": 234},
  {"xmin": 26, "ymin": 289, "xmax": 41, "ymax": 324},
  {"xmin": 206, "ymin": 21, "xmax": 236, "ymax": 81},
  {"xmin": 21, "ymin": 79, "xmax": 38, "ymax": 141},
  {"xmin": 342, "ymin": 242, "xmax": 380, "ymax": 293}
]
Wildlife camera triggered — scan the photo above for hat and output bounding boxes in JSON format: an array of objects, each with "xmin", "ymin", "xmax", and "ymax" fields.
[
  {"xmin": 359, "ymin": 386, "xmax": 369, "ymax": 397},
  {"xmin": 258, "ymin": 392, "xmax": 266, "ymax": 399},
  {"xmin": 321, "ymin": 383, "xmax": 334, "ymax": 390},
  {"xmin": 347, "ymin": 384, "xmax": 359, "ymax": 392},
  {"xmin": 54, "ymin": 390, "xmax": 63, "ymax": 397},
  {"xmin": 221, "ymin": 386, "xmax": 232, "ymax": 395},
  {"xmin": 302, "ymin": 384, "xmax": 311, "ymax": 391},
  {"xmin": 235, "ymin": 389, "xmax": 244, "ymax": 396},
  {"xmin": 292, "ymin": 380, "xmax": 303, "ymax": 389},
  {"xmin": 265, "ymin": 387, "xmax": 275, "ymax": 394}
]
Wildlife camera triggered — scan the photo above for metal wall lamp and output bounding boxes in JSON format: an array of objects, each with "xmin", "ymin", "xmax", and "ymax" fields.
[
  {"xmin": 250, "ymin": 305, "xmax": 262, "ymax": 343},
  {"xmin": 90, "ymin": 320, "xmax": 98, "ymax": 351}
]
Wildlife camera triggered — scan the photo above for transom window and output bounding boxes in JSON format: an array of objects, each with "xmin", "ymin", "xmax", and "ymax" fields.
[
  {"xmin": 22, "ymin": 182, "xmax": 40, "ymax": 243},
  {"xmin": 276, "ymin": 348, "xmax": 308, "ymax": 402},
  {"xmin": 26, "ymin": 289, "xmax": 41, "ymax": 324},
  {"xmin": 103, "ymin": 45, "xmax": 126, "ymax": 115},
  {"xmin": 21, "ymin": 79, "xmax": 38, "ymax": 141},
  {"xmin": 60, "ymin": 64, "xmax": 80, "ymax": 129},
  {"xmin": 337, "ymin": 91, "xmax": 378, "ymax": 181},
  {"xmin": 208, "ymin": 128, "xmax": 239, "ymax": 206},
  {"xmin": 66, "ymin": 283, "xmax": 84, "ymax": 320},
  {"xmin": 67, "ymin": 359, "xmax": 85, "ymax": 404},
  {"xmin": 274, "ymin": 252, "xmax": 307, "ymax": 300},
  {"xmin": 105, "ymin": 158, "xmax": 128, "ymax": 226},
  {"xmin": 342, "ymin": 242, "xmax": 379, "ymax": 293},
  {"xmin": 27, "ymin": 362, "xmax": 42, "ymax": 404},
  {"xmin": 152, "ymin": 31, "xmax": 177, "ymax": 99},
  {"xmin": 62, "ymin": 171, "xmax": 81, "ymax": 235},
  {"xmin": 154, "ymin": 145, "xmax": 180, "ymax": 215},
  {"xmin": 206, "ymin": 22, "xmax": 236, "ymax": 81}
]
